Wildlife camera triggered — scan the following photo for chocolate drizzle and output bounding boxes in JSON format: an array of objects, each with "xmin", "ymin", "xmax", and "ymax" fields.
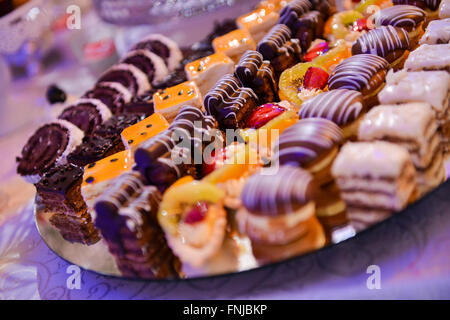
[
  {"xmin": 374, "ymin": 5, "xmax": 426, "ymax": 30},
  {"xmin": 257, "ymin": 24, "xmax": 292, "ymax": 60}
]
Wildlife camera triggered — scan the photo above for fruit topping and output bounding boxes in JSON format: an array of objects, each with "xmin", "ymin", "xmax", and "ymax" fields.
[
  {"xmin": 304, "ymin": 42, "xmax": 329, "ymax": 62},
  {"xmin": 245, "ymin": 103, "xmax": 286, "ymax": 129},
  {"xmin": 303, "ymin": 67, "xmax": 329, "ymax": 90}
]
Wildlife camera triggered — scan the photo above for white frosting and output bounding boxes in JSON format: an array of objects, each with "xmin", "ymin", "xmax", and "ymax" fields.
[
  {"xmin": 440, "ymin": 0, "xmax": 450, "ymax": 18},
  {"xmin": 137, "ymin": 34, "xmax": 183, "ymax": 71},
  {"xmin": 123, "ymin": 49, "xmax": 169, "ymax": 85},
  {"xmin": 103, "ymin": 63, "xmax": 151, "ymax": 96},
  {"xmin": 419, "ymin": 18, "xmax": 450, "ymax": 45},
  {"xmin": 331, "ymin": 141, "xmax": 413, "ymax": 178},
  {"xmin": 404, "ymin": 44, "xmax": 450, "ymax": 71},
  {"xmin": 54, "ymin": 119, "xmax": 85, "ymax": 166},
  {"xmin": 72, "ymin": 98, "xmax": 112, "ymax": 123},
  {"xmin": 378, "ymin": 69, "xmax": 450, "ymax": 113},
  {"xmin": 95, "ymin": 82, "xmax": 133, "ymax": 105}
]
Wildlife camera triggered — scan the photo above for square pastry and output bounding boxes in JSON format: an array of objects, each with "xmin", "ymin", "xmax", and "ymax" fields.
[
  {"xmin": 153, "ymin": 81, "xmax": 203, "ymax": 122},
  {"xmin": 404, "ymin": 44, "xmax": 450, "ymax": 72},
  {"xmin": 237, "ymin": 7, "xmax": 280, "ymax": 42},
  {"xmin": 212, "ymin": 29, "xmax": 257, "ymax": 63},
  {"xmin": 419, "ymin": 18, "xmax": 450, "ymax": 45},
  {"xmin": 184, "ymin": 53, "xmax": 235, "ymax": 96},
  {"xmin": 121, "ymin": 112, "xmax": 169, "ymax": 152}
]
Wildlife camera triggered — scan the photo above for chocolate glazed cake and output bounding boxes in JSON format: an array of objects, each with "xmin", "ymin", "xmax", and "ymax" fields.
[
  {"xmin": 36, "ymin": 164, "xmax": 100, "ymax": 245},
  {"xmin": 94, "ymin": 172, "xmax": 181, "ymax": 279}
]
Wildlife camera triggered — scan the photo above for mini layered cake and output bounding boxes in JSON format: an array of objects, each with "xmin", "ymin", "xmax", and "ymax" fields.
[
  {"xmin": 328, "ymin": 54, "xmax": 391, "ymax": 107},
  {"xmin": 404, "ymin": 43, "xmax": 450, "ymax": 72},
  {"xmin": 36, "ymin": 164, "xmax": 100, "ymax": 245},
  {"xmin": 17, "ymin": 120, "xmax": 84, "ymax": 183},
  {"xmin": 132, "ymin": 33, "xmax": 183, "ymax": 72},
  {"xmin": 184, "ymin": 52, "xmax": 235, "ymax": 95},
  {"xmin": 358, "ymin": 103, "xmax": 445, "ymax": 196},
  {"xmin": 95, "ymin": 172, "xmax": 180, "ymax": 278},
  {"xmin": 212, "ymin": 29, "xmax": 257, "ymax": 63},
  {"xmin": 273, "ymin": 118, "xmax": 344, "ymax": 186},
  {"xmin": 121, "ymin": 112, "xmax": 169, "ymax": 152},
  {"xmin": 58, "ymin": 98, "xmax": 112, "ymax": 135},
  {"xmin": 332, "ymin": 141, "xmax": 418, "ymax": 232},
  {"xmin": 152, "ymin": 81, "xmax": 203, "ymax": 122},
  {"xmin": 378, "ymin": 70, "xmax": 450, "ymax": 156},
  {"xmin": 237, "ymin": 7, "xmax": 280, "ymax": 42},
  {"xmin": 234, "ymin": 50, "xmax": 279, "ymax": 103},
  {"xmin": 257, "ymin": 24, "xmax": 303, "ymax": 77},
  {"xmin": 352, "ymin": 25, "xmax": 411, "ymax": 70},
  {"xmin": 373, "ymin": 5, "xmax": 426, "ymax": 48},
  {"xmin": 204, "ymin": 74, "xmax": 259, "ymax": 130},
  {"xmin": 81, "ymin": 150, "xmax": 134, "ymax": 212},
  {"xmin": 97, "ymin": 63, "xmax": 151, "ymax": 96},
  {"xmin": 83, "ymin": 82, "xmax": 132, "ymax": 115},
  {"xmin": 121, "ymin": 49, "xmax": 169, "ymax": 86},
  {"xmin": 419, "ymin": 18, "xmax": 450, "ymax": 44},
  {"xmin": 298, "ymin": 89, "xmax": 367, "ymax": 140},
  {"xmin": 237, "ymin": 166, "xmax": 326, "ymax": 263}
]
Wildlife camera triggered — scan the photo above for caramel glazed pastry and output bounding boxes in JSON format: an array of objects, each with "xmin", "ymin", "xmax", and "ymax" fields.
[
  {"xmin": 237, "ymin": 166, "xmax": 326, "ymax": 263},
  {"xmin": 331, "ymin": 141, "xmax": 418, "ymax": 232},
  {"xmin": 94, "ymin": 172, "xmax": 181, "ymax": 279},
  {"xmin": 328, "ymin": 54, "xmax": 391, "ymax": 108},
  {"xmin": 373, "ymin": 5, "xmax": 426, "ymax": 49},
  {"xmin": 351, "ymin": 25, "xmax": 411, "ymax": 70},
  {"xmin": 358, "ymin": 103, "xmax": 446, "ymax": 196},
  {"xmin": 298, "ymin": 89, "xmax": 367, "ymax": 140},
  {"xmin": 272, "ymin": 118, "xmax": 348, "ymax": 235}
]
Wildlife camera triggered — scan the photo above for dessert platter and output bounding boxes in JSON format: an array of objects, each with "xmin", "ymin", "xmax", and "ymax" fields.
[{"xmin": 16, "ymin": 0, "xmax": 450, "ymax": 279}]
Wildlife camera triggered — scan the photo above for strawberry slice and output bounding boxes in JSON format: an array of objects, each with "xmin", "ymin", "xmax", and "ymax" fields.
[
  {"xmin": 303, "ymin": 42, "xmax": 329, "ymax": 62},
  {"xmin": 203, "ymin": 147, "xmax": 227, "ymax": 176},
  {"xmin": 245, "ymin": 103, "xmax": 286, "ymax": 129},
  {"xmin": 184, "ymin": 201, "xmax": 209, "ymax": 224},
  {"xmin": 351, "ymin": 18, "xmax": 368, "ymax": 32},
  {"xmin": 303, "ymin": 67, "xmax": 329, "ymax": 90}
]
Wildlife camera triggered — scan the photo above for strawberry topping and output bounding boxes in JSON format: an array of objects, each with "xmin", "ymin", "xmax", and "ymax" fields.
[
  {"xmin": 184, "ymin": 201, "xmax": 209, "ymax": 224},
  {"xmin": 304, "ymin": 42, "xmax": 329, "ymax": 62},
  {"xmin": 245, "ymin": 103, "xmax": 286, "ymax": 129},
  {"xmin": 351, "ymin": 18, "xmax": 368, "ymax": 32},
  {"xmin": 303, "ymin": 67, "xmax": 329, "ymax": 90}
]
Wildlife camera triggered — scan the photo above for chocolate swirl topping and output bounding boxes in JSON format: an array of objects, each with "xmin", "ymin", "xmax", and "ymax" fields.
[
  {"xmin": 257, "ymin": 24, "xmax": 292, "ymax": 60},
  {"xmin": 299, "ymin": 89, "xmax": 365, "ymax": 126},
  {"xmin": 328, "ymin": 54, "xmax": 390, "ymax": 92},
  {"xmin": 84, "ymin": 82, "xmax": 131, "ymax": 115},
  {"xmin": 58, "ymin": 99, "xmax": 109, "ymax": 135},
  {"xmin": 352, "ymin": 26, "xmax": 410, "ymax": 59},
  {"xmin": 273, "ymin": 118, "xmax": 344, "ymax": 168},
  {"xmin": 374, "ymin": 5, "xmax": 426, "ymax": 30},
  {"xmin": 241, "ymin": 166, "xmax": 316, "ymax": 216}
]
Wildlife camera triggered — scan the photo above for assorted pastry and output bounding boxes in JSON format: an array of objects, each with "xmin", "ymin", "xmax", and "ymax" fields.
[{"xmin": 17, "ymin": 0, "xmax": 450, "ymax": 278}]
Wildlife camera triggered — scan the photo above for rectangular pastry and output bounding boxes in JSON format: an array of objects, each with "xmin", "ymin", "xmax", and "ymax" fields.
[
  {"xmin": 419, "ymin": 18, "xmax": 450, "ymax": 45},
  {"xmin": 121, "ymin": 112, "xmax": 169, "ymax": 152},
  {"xmin": 378, "ymin": 69, "xmax": 450, "ymax": 155},
  {"xmin": 358, "ymin": 103, "xmax": 445, "ymax": 196},
  {"xmin": 404, "ymin": 44, "xmax": 450, "ymax": 72},
  {"xmin": 331, "ymin": 141, "xmax": 417, "ymax": 232},
  {"xmin": 184, "ymin": 52, "xmax": 235, "ymax": 96},
  {"xmin": 94, "ymin": 171, "xmax": 180, "ymax": 279},
  {"xmin": 212, "ymin": 29, "xmax": 257, "ymax": 63},
  {"xmin": 237, "ymin": 7, "xmax": 280, "ymax": 42}
]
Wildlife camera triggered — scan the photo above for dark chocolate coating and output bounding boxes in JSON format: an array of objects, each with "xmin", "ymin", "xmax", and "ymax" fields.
[
  {"xmin": 36, "ymin": 163, "xmax": 83, "ymax": 195},
  {"xmin": 84, "ymin": 84, "xmax": 128, "ymax": 115},
  {"xmin": 17, "ymin": 123, "xmax": 69, "ymax": 177},
  {"xmin": 392, "ymin": 0, "xmax": 441, "ymax": 11},
  {"xmin": 374, "ymin": 5, "xmax": 426, "ymax": 31},
  {"xmin": 58, "ymin": 102, "xmax": 104, "ymax": 135},
  {"xmin": 257, "ymin": 24, "xmax": 292, "ymax": 60},
  {"xmin": 93, "ymin": 114, "xmax": 146, "ymax": 139},
  {"xmin": 68, "ymin": 135, "xmax": 122, "ymax": 167},
  {"xmin": 294, "ymin": 11, "xmax": 325, "ymax": 52},
  {"xmin": 280, "ymin": 0, "xmax": 312, "ymax": 18},
  {"xmin": 97, "ymin": 68, "xmax": 139, "ymax": 95}
]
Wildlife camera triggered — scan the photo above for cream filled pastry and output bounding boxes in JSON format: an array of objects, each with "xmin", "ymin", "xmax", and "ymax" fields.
[
  {"xmin": 419, "ymin": 18, "xmax": 450, "ymax": 44},
  {"xmin": 298, "ymin": 89, "xmax": 367, "ymax": 140},
  {"xmin": 358, "ymin": 103, "xmax": 445, "ymax": 196},
  {"xmin": 332, "ymin": 141, "xmax": 418, "ymax": 232},
  {"xmin": 237, "ymin": 166, "xmax": 325, "ymax": 263},
  {"xmin": 404, "ymin": 43, "xmax": 450, "ymax": 72}
]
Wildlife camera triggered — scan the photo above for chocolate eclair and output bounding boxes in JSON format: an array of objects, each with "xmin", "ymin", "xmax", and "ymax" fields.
[
  {"xmin": 84, "ymin": 82, "xmax": 132, "ymax": 115},
  {"xmin": 392, "ymin": 0, "xmax": 443, "ymax": 21},
  {"xmin": 234, "ymin": 50, "xmax": 279, "ymax": 103},
  {"xmin": 95, "ymin": 172, "xmax": 181, "ymax": 278},
  {"xmin": 352, "ymin": 25, "xmax": 411, "ymax": 70},
  {"xmin": 17, "ymin": 120, "xmax": 84, "ymax": 183},
  {"xmin": 257, "ymin": 24, "xmax": 303, "ymax": 77},
  {"xmin": 97, "ymin": 63, "xmax": 151, "ymax": 96},
  {"xmin": 58, "ymin": 98, "xmax": 112, "ymax": 135},
  {"xmin": 328, "ymin": 54, "xmax": 390, "ymax": 107},
  {"xmin": 273, "ymin": 118, "xmax": 344, "ymax": 186},
  {"xmin": 204, "ymin": 74, "xmax": 259, "ymax": 130},
  {"xmin": 298, "ymin": 89, "xmax": 366, "ymax": 140},
  {"xmin": 36, "ymin": 163, "xmax": 100, "ymax": 245},
  {"xmin": 373, "ymin": 5, "xmax": 426, "ymax": 48},
  {"xmin": 237, "ymin": 166, "xmax": 326, "ymax": 263},
  {"xmin": 132, "ymin": 33, "xmax": 183, "ymax": 72},
  {"xmin": 121, "ymin": 49, "xmax": 169, "ymax": 86},
  {"xmin": 279, "ymin": 0, "xmax": 313, "ymax": 18}
]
